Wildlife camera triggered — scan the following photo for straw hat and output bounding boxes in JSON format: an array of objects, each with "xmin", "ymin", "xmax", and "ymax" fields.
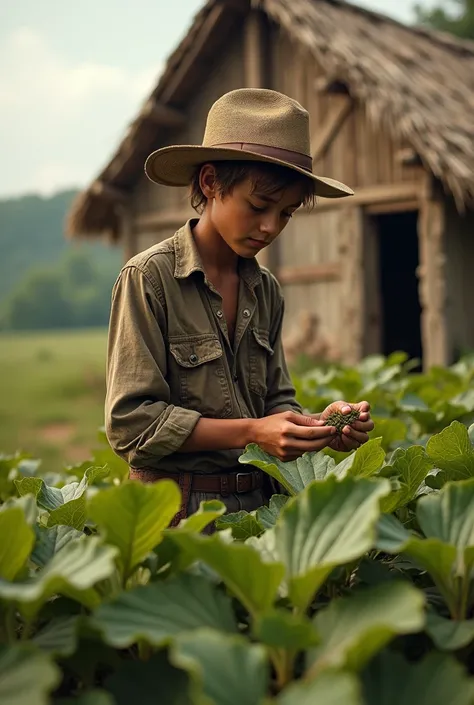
[{"xmin": 144, "ymin": 88, "xmax": 353, "ymax": 198}]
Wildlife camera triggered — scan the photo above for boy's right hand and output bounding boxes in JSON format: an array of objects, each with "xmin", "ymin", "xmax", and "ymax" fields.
[{"xmin": 253, "ymin": 411, "xmax": 336, "ymax": 462}]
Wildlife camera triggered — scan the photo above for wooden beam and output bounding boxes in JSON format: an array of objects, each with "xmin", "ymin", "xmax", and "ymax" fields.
[
  {"xmin": 244, "ymin": 10, "xmax": 268, "ymax": 89},
  {"xmin": 314, "ymin": 76, "xmax": 349, "ymax": 95},
  {"xmin": 395, "ymin": 147, "xmax": 423, "ymax": 167},
  {"xmin": 365, "ymin": 199, "xmax": 419, "ymax": 215},
  {"xmin": 160, "ymin": 3, "xmax": 226, "ymax": 104},
  {"xmin": 276, "ymin": 262, "xmax": 341, "ymax": 285},
  {"xmin": 311, "ymin": 95, "xmax": 353, "ymax": 163},
  {"xmin": 90, "ymin": 180, "xmax": 129, "ymax": 203},
  {"xmin": 312, "ymin": 181, "xmax": 422, "ymax": 212},
  {"xmin": 135, "ymin": 209, "xmax": 195, "ymax": 231},
  {"xmin": 142, "ymin": 100, "xmax": 186, "ymax": 128}
]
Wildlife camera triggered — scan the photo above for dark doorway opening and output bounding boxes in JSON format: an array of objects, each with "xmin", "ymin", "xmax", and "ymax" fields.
[{"xmin": 373, "ymin": 210, "xmax": 423, "ymax": 364}]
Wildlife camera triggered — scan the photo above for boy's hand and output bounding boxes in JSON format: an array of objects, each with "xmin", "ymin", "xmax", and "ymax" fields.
[
  {"xmin": 319, "ymin": 401, "xmax": 374, "ymax": 452},
  {"xmin": 254, "ymin": 411, "xmax": 337, "ymax": 462}
]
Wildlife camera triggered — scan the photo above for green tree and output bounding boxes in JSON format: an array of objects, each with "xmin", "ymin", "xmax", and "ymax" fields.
[
  {"xmin": 3, "ymin": 269, "xmax": 74, "ymax": 330},
  {"xmin": 415, "ymin": 0, "xmax": 474, "ymax": 40},
  {"xmin": 0, "ymin": 189, "xmax": 122, "ymax": 302},
  {"xmin": 63, "ymin": 248, "xmax": 97, "ymax": 288},
  {"xmin": 0, "ymin": 248, "xmax": 117, "ymax": 331}
]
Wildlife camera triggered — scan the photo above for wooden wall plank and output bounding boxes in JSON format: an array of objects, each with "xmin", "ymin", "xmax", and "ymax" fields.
[
  {"xmin": 418, "ymin": 178, "xmax": 448, "ymax": 368},
  {"xmin": 338, "ymin": 207, "xmax": 365, "ymax": 364}
]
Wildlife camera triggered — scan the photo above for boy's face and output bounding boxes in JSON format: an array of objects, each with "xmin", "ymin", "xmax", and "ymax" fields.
[{"xmin": 208, "ymin": 175, "xmax": 305, "ymax": 258}]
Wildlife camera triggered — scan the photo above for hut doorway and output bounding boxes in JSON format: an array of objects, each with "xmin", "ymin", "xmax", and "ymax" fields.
[{"xmin": 366, "ymin": 210, "xmax": 423, "ymax": 364}]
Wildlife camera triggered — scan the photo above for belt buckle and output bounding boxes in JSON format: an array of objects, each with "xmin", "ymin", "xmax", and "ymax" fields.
[{"xmin": 235, "ymin": 472, "xmax": 252, "ymax": 493}]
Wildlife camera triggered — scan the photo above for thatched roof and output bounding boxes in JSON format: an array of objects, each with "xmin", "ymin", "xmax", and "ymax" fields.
[{"xmin": 67, "ymin": 0, "xmax": 474, "ymax": 240}]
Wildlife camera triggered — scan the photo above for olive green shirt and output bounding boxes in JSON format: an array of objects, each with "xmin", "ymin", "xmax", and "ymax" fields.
[{"xmin": 105, "ymin": 219, "xmax": 302, "ymax": 475}]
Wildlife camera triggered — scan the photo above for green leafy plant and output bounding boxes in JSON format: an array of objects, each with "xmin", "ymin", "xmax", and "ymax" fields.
[{"xmin": 2, "ymin": 354, "xmax": 474, "ymax": 703}]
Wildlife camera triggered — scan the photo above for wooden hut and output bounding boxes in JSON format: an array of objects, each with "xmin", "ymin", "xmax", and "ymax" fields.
[{"xmin": 66, "ymin": 0, "xmax": 474, "ymax": 369}]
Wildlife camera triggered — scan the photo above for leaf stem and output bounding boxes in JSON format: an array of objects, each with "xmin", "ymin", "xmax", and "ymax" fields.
[
  {"xmin": 20, "ymin": 618, "xmax": 33, "ymax": 641},
  {"xmin": 268, "ymin": 648, "xmax": 295, "ymax": 691},
  {"xmin": 2, "ymin": 607, "xmax": 17, "ymax": 643},
  {"xmin": 456, "ymin": 577, "xmax": 470, "ymax": 621}
]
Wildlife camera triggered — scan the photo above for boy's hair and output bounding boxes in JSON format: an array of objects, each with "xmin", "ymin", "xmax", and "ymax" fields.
[{"xmin": 189, "ymin": 160, "xmax": 317, "ymax": 214}]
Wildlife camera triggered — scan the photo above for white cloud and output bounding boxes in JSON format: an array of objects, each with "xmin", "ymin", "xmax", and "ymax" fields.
[{"xmin": 0, "ymin": 27, "xmax": 161, "ymax": 196}]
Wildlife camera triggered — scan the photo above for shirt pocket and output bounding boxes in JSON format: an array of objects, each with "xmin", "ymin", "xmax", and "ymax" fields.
[
  {"xmin": 248, "ymin": 327, "xmax": 274, "ymax": 398},
  {"xmin": 169, "ymin": 334, "xmax": 232, "ymax": 418}
]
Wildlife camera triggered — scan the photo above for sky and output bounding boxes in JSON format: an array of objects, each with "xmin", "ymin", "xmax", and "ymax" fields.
[{"xmin": 1, "ymin": 0, "xmax": 439, "ymax": 199}]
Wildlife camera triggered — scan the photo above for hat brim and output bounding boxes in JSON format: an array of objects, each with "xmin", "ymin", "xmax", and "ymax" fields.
[{"xmin": 144, "ymin": 145, "xmax": 354, "ymax": 199}]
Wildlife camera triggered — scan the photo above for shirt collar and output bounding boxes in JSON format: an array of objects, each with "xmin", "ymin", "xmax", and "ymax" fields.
[{"xmin": 173, "ymin": 219, "xmax": 263, "ymax": 291}]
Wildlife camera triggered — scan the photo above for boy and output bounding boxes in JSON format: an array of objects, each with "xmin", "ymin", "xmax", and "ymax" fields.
[{"xmin": 105, "ymin": 88, "xmax": 374, "ymax": 524}]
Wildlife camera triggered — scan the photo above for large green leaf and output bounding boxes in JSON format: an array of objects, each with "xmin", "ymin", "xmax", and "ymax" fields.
[
  {"xmin": 239, "ymin": 444, "xmax": 338, "ymax": 495},
  {"xmin": 416, "ymin": 479, "xmax": 474, "ymax": 617},
  {"xmin": 170, "ymin": 629, "xmax": 268, "ymax": 705},
  {"xmin": 215, "ymin": 511, "xmax": 263, "ymax": 540},
  {"xmin": 254, "ymin": 609, "xmax": 318, "ymax": 650},
  {"xmin": 88, "ymin": 479, "xmax": 181, "ymax": 580},
  {"xmin": 256, "ymin": 496, "xmax": 289, "ymax": 530},
  {"xmin": 379, "ymin": 446, "xmax": 434, "ymax": 513},
  {"xmin": 16, "ymin": 466, "xmax": 109, "ymax": 511},
  {"xmin": 47, "ymin": 496, "xmax": 86, "ymax": 531},
  {"xmin": 177, "ymin": 500, "xmax": 226, "ymax": 533},
  {"xmin": 276, "ymin": 672, "xmax": 362, "ymax": 705},
  {"xmin": 151, "ymin": 501, "xmax": 227, "ymax": 578},
  {"xmin": 31, "ymin": 525, "xmax": 84, "ymax": 568},
  {"xmin": 32, "ymin": 616, "xmax": 79, "ymax": 657},
  {"xmin": 0, "ymin": 505, "xmax": 35, "ymax": 580},
  {"xmin": 306, "ymin": 582, "xmax": 425, "ymax": 676},
  {"xmin": 274, "ymin": 476, "xmax": 390, "ymax": 612},
  {"xmin": 377, "ymin": 479, "xmax": 474, "ymax": 618},
  {"xmin": 417, "ymin": 477, "xmax": 474, "ymax": 546},
  {"xmin": 0, "ymin": 536, "xmax": 117, "ymax": 620},
  {"xmin": 0, "ymin": 495, "xmax": 37, "ymax": 525},
  {"xmin": 376, "ymin": 514, "xmax": 460, "ymax": 617},
  {"xmin": 363, "ymin": 651, "xmax": 474, "ymax": 705},
  {"xmin": 167, "ymin": 530, "xmax": 285, "ymax": 618},
  {"xmin": 426, "ymin": 612, "xmax": 474, "ymax": 651},
  {"xmin": 0, "ymin": 644, "xmax": 60, "ymax": 705},
  {"xmin": 91, "ymin": 573, "xmax": 237, "ymax": 648},
  {"xmin": 105, "ymin": 649, "xmax": 191, "ymax": 705},
  {"xmin": 335, "ymin": 438, "xmax": 386, "ymax": 478},
  {"xmin": 426, "ymin": 421, "xmax": 474, "ymax": 480}
]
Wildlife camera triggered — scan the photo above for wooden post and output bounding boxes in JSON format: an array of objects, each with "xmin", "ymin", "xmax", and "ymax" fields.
[
  {"xmin": 339, "ymin": 207, "xmax": 365, "ymax": 364},
  {"xmin": 362, "ymin": 214, "xmax": 382, "ymax": 356},
  {"xmin": 120, "ymin": 207, "xmax": 136, "ymax": 264},
  {"xmin": 418, "ymin": 177, "xmax": 448, "ymax": 369},
  {"xmin": 244, "ymin": 9, "xmax": 268, "ymax": 89},
  {"xmin": 244, "ymin": 9, "xmax": 275, "ymax": 271}
]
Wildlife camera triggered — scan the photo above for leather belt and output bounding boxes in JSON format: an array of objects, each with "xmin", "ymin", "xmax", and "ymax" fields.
[{"xmin": 129, "ymin": 467, "xmax": 263, "ymax": 496}]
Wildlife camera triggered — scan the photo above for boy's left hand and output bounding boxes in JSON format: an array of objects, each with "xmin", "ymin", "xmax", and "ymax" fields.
[{"xmin": 318, "ymin": 401, "xmax": 374, "ymax": 452}]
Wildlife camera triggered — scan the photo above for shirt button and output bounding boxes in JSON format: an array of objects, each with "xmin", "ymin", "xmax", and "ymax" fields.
[
  {"xmin": 216, "ymin": 310, "xmax": 223, "ymax": 318},
  {"xmin": 189, "ymin": 354, "xmax": 198, "ymax": 364},
  {"xmin": 243, "ymin": 309, "xmax": 251, "ymax": 318}
]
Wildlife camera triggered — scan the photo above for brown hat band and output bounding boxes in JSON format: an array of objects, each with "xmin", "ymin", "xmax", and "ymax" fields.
[{"xmin": 211, "ymin": 142, "xmax": 313, "ymax": 172}]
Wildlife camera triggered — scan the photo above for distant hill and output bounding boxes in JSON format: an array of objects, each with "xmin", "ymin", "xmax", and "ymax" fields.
[{"xmin": 0, "ymin": 190, "xmax": 122, "ymax": 302}]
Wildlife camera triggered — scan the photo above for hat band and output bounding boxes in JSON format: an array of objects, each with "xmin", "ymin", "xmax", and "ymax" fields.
[{"xmin": 211, "ymin": 142, "xmax": 313, "ymax": 172}]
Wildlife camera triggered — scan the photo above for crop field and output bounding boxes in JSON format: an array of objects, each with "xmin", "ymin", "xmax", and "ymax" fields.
[
  {"xmin": 2, "ymin": 351, "xmax": 474, "ymax": 703},
  {"xmin": 0, "ymin": 328, "xmax": 109, "ymax": 474}
]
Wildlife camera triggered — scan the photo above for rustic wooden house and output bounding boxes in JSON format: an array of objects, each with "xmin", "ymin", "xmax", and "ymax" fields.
[{"xmin": 66, "ymin": 0, "xmax": 474, "ymax": 369}]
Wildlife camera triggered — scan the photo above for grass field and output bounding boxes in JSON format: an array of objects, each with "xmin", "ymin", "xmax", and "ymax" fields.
[{"xmin": 0, "ymin": 328, "xmax": 109, "ymax": 474}]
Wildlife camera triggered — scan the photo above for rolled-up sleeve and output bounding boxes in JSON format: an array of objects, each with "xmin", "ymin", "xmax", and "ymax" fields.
[
  {"xmin": 105, "ymin": 265, "xmax": 201, "ymax": 468},
  {"xmin": 264, "ymin": 295, "xmax": 303, "ymax": 416}
]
